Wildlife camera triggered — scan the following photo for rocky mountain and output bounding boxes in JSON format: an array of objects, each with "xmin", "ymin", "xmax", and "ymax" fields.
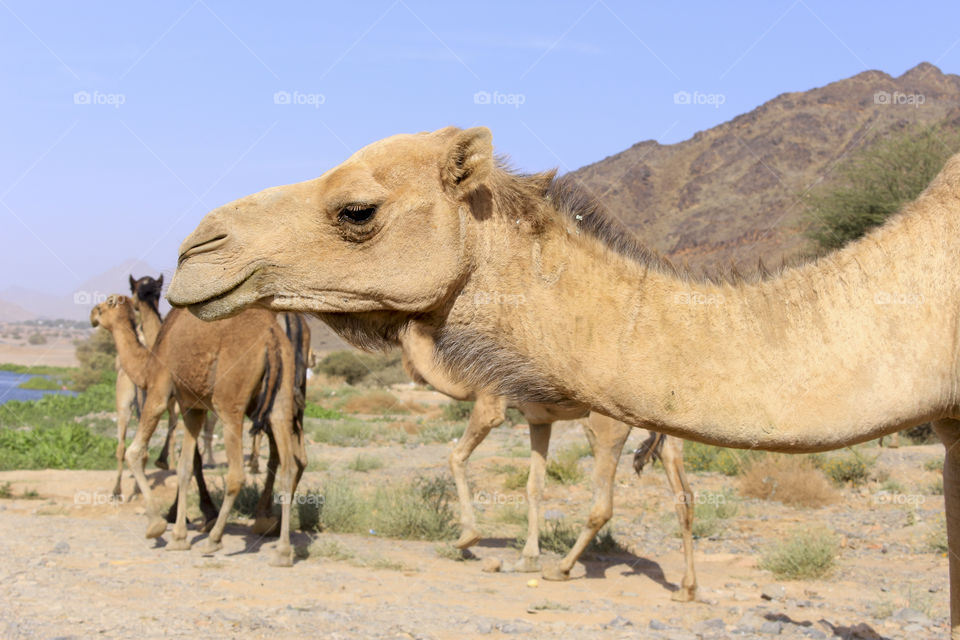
[{"xmin": 567, "ymin": 62, "xmax": 960, "ymax": 272}]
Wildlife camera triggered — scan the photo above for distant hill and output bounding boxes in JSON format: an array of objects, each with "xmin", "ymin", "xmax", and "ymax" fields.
[
  {"xmin": 567, "ymin": 62, "xmax": 960, "ymax": 272},
  {"xmin": 0, "ymin": 299, "xmax": 36, "ymax": 322}
]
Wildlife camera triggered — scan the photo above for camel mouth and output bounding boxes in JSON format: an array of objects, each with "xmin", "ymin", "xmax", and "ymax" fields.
[{"xmin": 178, "ymin": 234, "xmax": 228, "ymax": 266}]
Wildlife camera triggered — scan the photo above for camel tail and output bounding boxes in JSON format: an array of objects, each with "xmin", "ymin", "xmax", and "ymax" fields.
[
  {"xmin": 633, "ymin": 431, "xmax": 666, "ymax": 476},
  {"xmin": 283, "ymin": 313, "xmax": 310, "ymax": 434},
  {"xmin": 249, "ymin": 343, "xmax": 282, "ymax": 436}
]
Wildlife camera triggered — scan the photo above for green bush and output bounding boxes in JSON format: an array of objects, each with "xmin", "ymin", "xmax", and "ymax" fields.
[
  {"xmin": 318, "ymin": 478, "xmax": 367, "ymax": 534},
  {"xmin": 815, "ymin": 449, "xmax": 875, "ymax": 486},
  {"xmin": 0, "ymin": 424, "xmax": 115, "ymax": 470},
  {"xmin": 683, "ymin": 441, "xmax": 761, "ymax": 476},
  {"xmin": 760, "ymin": 526, "xmax": 838, "ymax": 579},
  {"xmin": 370, "ymin": 475, "xmax": 457, "ymax": 541},
  {"xmin": 27, "ymin": 333, "xmax": 47, "ymax": 345},
  {"xmin": 691, "ymin": 489, "xmax": 740, "ymax": 539},
  {"xmin": 0, "ymin": 379, "xmax": 115, "ymax": 431},
  {"xmin": 546, "ymin": 445, "xmax": 587, "ymax": 485},
  {"xmin": 18, "ymin": 376, "xmax": 61, "ymax": 391},
  {"xmin": 805, "ymin": 124, "xmax": 960, "ymax": 253},
  {"xmin": 73, "ymin": 329, "xmax": 117, "ymax": 391},
  {"xmin": 443, "ymin": 400, "xmax": 474, "ymax": 422},
  {"xmin": 304, "ymin": 403, "xmax": 344, "ymax": 420}
]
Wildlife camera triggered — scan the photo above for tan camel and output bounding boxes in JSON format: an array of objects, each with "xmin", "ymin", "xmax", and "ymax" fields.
[
  {"xmin": 400, "ymin": 325, "xmax": 697, "ymax": 600},
  {"xmin": 91, "ymin": 295, "xmax": 307, "ymax": 566},
  {"xmin": 167, "ymin": 127, "xmax": 960, "ymax": 632}
]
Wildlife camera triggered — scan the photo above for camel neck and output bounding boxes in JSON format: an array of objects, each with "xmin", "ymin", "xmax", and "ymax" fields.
[
  {"xmin": 137, "ymin": 301, "xmax": 163, "ymax": 347},
  {"xmin": 445, "ymin": 189, "xmax": 959, "ymax": 452},
  {"xmin": 110, "ymin": 315, "xmax": 152, "ymax": 389}
]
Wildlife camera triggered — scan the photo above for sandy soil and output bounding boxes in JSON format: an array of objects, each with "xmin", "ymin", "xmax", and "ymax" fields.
[{"xmin": 0, "ymin": 413, "xmax": 951, "ymax": 639}]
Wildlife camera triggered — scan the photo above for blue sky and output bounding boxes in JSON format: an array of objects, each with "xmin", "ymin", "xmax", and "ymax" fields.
[{"xmin": 2, "ymin": 1, "xmax": 959, "ymax": 293}]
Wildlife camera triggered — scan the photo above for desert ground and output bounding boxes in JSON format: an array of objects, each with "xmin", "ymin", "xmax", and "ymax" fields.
[{"xmin": 0, "ymin": 378, "xmax": 950, "ymax": 640}]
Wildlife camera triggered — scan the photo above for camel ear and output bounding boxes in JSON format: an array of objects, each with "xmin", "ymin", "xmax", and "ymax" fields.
[
  {"xmin": 129, "ymin": 275, "xmax": 136, "ymax": 292},
  {"xmin": 440, "ymin": 127, "xmax": 493, "ymax": 197},
  {"xmin": 157, "ymin": 274, "xmax": 164, "ymax": 289}
]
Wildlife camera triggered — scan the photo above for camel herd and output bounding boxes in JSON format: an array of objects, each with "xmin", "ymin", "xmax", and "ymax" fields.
[{"xmin": 87, "ymin": 126, "xmax": 959, "ymax": 634}]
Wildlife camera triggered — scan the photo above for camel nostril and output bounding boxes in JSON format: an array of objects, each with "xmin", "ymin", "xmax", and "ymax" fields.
[{"xmin": 178, "ymin": 234, "xmax": 228, "ymax": 266}]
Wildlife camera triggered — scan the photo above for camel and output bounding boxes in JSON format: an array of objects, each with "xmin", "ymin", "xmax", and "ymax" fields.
[
  {"xmin": 400, "ymin": 326, "xmax": 697, "ymax": 599},
  {"xmin": 91, "ymin": 295, "xmax": 308, "ymax": 566},
  {"xmin": 167, "ymin": 126, "xmax": 960, "ymax": 632}
]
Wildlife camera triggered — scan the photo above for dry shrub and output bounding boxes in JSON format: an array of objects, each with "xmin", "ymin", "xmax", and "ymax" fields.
[
  {"xmin": 740, "ymin": 455, "xmax": 837, "ymax": 508},
  {"xmin": 341, "ymin": 390, "xmax": 428, "ymax": 414}
]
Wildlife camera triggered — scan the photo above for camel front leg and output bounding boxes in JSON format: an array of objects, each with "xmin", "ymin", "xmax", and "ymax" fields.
[
  {"xmin": 201, "ymin": 412, "xmax": 244, "ymax": 554},
  {"xmin": 933, "ymin": 418, "xmax": 960, "ymax": 639},
  {"xmin": 515, "ymin": 422, "xmax": 551, "ymax": 572},
  {"xmin": 113, "ymin": 372, "xmax": 136, "ymax": 498},
  {"xmin": 167, "ymin": 409, "xmax": 203, "ymax": 551},
  {"xmin": 125, "ymin": 386, "xmax": 172, "ymax": 538},
  {"xmin": 450, "ymin": 394, "xmax": 508, "ymax": 549},
  {"xmin": 543, "ymin": 414, "xmax": 630, "ymax": 581},
  {"xmin": 154, "ymin": 396, "xmax": 178, "ymax": 470},
  {"xmin": 659, "ymin": 435, "xmax": 697, "ymax": 602}
]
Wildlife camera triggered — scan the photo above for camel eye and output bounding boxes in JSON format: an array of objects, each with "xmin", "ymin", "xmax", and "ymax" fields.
[{"xmin": 338, "ymin": 204, "xmax": 377, "ymax": 225}]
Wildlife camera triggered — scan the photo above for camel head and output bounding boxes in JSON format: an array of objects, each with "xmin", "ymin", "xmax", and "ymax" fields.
[
  {"xmin": 90, "ymin": 294, "xmax": 136, "ymax": 331},
  {"xmin": 168, "ymin": 127, "xmax": 501, "ymax": 323},
  {"xmin": 129, "ymin": 274, "xmax": 163, "ymax": 308}
]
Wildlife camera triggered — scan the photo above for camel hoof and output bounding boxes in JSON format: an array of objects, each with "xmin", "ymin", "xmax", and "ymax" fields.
[
  {"xmin": 200, "ymin": 539, "xmax": 223, "ymax": 555},
  {"xmin": 166, "ymin": 538, "xmax": 191, "ymax": 551},
  {"xmin": 671, "ymin": 588, "xmax": 697, "ymax": 603},
  {"xmin": 251, "ymin": 517, "xmax": 280, "ymax": 537},
  {"xmin": 541, "ymin": 563, "xmax": 571, "ymax": 582},
  {"xmin": 145, "ymin": 517, "xmax": 168, "ymax": 539},
  {"xmin": 269, "ymin": 549, "xmax": 293, "ymax": 567},
  {"xmin": 454, "ymin": 530, "xmax": 481, "ymax": 550},
  {"xmin": 513, "ymin": 556, "xmax": 542, "ymax": 573},
  {"xmin": 154, "ymin": 458, "xmax": 169, "ymax": 470}
]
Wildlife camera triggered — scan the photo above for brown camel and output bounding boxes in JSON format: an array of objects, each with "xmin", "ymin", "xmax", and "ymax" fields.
[
  {"xmin": 400, "ymin": 325, "xmax": 696, "ymax": 600},
  {"xmin": 167, "ymin": 127, "xmax": 960, "ymax": 632},
  {"xmin": 91, "ymin": 295, "xmax": 307, "ymax": 566}
]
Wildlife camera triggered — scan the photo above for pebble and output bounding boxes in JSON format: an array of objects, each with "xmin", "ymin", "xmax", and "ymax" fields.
[
  {"xmin": 605, "ymin": 615, "xmax": 632, "ymax": 628},
  {"xmin": 51, "ymin": 541, "xmax": 69, "ymax": 554},
  {"xmin": 480, "ymin": 557, "xmax": 501, "ymax": 573},
  {"xmin": 649, "ymin": 619, "xmax": 668, "ymax": 630},
  {"xmin": 759, "ymin": 620, "xmax": 783, "ymax": 635},
  {"xmin": 761, "ymin": 584, "xmax": 785, "ymax": 600}
]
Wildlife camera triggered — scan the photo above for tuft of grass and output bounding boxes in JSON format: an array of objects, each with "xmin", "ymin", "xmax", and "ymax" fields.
[
  {"xmin": 304, "ymin": 403, "xmax": 344, "ymax": 420},
  {"xmin": 347, "ymin": 453, "xmax": 384, "ymax": 473},
  {"xmin": 307, "ymin": 419, "xmax": 404, "ymax": 447},
  {"xmin": 926, "ymin": 514, "xmax": 948, "ymax": 553},
  {"xmin": 317, "ymin": 478, "xmax": 367, "ymax": 534},
  {"xmin": 306, "ymin": 458, "xmax": 331, "ymax": 472},
  {"xmin": 492, "ymin": 504, "xmax": 528, "ymax": 526},
  {"xmin": 371, "ymin": 475, "xmax": 458, "ymax": 541},
  {"xmin": 442, "ymin": 400, "xmax": 474, "ymax": 422},
  {"xmin": 0, "ymin": 482, "xmax": 12, "ymax": 498},
  {"xmin": 683, "ymin": 441, "xmax": 762, "ymax": 476},
  {"xmin": 514, "ymin": 520, "xmax": 625, "ymax": 555},
  {"xmin": 924, "ymin": 476, "xmax": 944, "ymax": 496},
  {"xmin": 739, "ymin": 455, "xmax": 837, "ymax": 508},
  {"xmin": 815, "ymin": 449, "xmax": 875, "ymax": 486},
  {"xmin": 307, "ymin": 538, "xmax": 356, "ymax": 561},
  {"xmin": 435, "ymin": 544, "xmax": 477, "ymax": 562},
  {"xmin": 925, "ymin": 458, "xmax": 944, "ymax": 472},
  {"xmin": 760, "ymin": 526, "xmax": 838, "ymax": 580},
  {"xmin": 529, "ymin": 600, "xmax": 570, "ymax": 611},
  {"xmin": 417, "ymin": 421, "xmax": 464, "ymax": 444},
  {"xmin": 689, "ymin": 489, "xmax": 740, "ymax": 539},
  {"xmin": 546, "ymin": 445, "xmax": 586, "ymax": 485}
]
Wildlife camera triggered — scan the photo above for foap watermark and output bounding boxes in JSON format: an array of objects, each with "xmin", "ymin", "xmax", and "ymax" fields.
[
  {"xmin": 673, "ymin": 90, "xmax": 725, "ymax": 108},
  {"xmin": 874, "ymin": 91, "xmax": 925, "ymax": 108},
  {"xmin": 473, "ymin": 90, "xmax": 526, "ymax": 109},
  {"xmin": 275, "ymin": 492, "xmax": 324, "ymax": 506},
  {"xmin": 673, "ymin": 291, "xmax": 725, "ymax": 306},
  {"xmin": 273, "ymin": 90, "xmax": 325, "ymax": 108},
  {"xmin": 73, "ymin": 90, "xmax": 125, "ymax": 109},
  {"xmin": 675, "ymin": 491, "xmax": 729, "ymax": 506},
  {"xmin": 872, "ymin": 492, "xmax": 926, "ymax": 506},
  {"xmin": 75, "ymin": 490, "xmax": 126, "ymax": 506},
  {"xmin": 873, "ymin": 291, "xmax": 925, "ymax": 306},
  {"xmin": 473, "ymin": 291, "xmax": 526, "ymax": 306},
  {"xmin": 73, "ymin": 290, "xmax": 109, "ymax": 306},
  {"xmin": 474, "ymin": 490, "xmax": 525, "ymax": 506}
]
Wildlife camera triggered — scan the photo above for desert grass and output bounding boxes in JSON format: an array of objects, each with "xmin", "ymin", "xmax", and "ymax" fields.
[
  {"xmin": 739, "ymin": 455, "xmax": 838, "ymax": 508},
  {"xmin": 760, "ymin": 525, "xmax": 838, "ymax": 579},
  {"xmin": 347, "ymin": 453, "xmax": 384, "ymax": 473},
  {"xmin": 546, "ymin": 444, "xmax": 589, "ymax": 485}
]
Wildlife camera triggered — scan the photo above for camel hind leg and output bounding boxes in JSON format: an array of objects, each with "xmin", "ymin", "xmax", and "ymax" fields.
[
  {"xmin": 658, "ymin": 435, "xmax": 697, "ymax": 602},
  {"xmin": 247, "ymin": 430, "xmax": 261, "ymax": 474},
  {"xmin": 202, "ymin": 411, "xmax": 217, "ymax": 466},
  {"xmin": 933, "ymin": 418, "xmax": 960, "ymax": 639},
  {"xmin": 543, "ymin": 414, "xmax": 630, "ymax": 581},
  {"xmin": 449, "ymin": 394, "xmax": 508, "ymax": 549},
  {"xmin": 124, "ymin": 377, "xmax": 174, "ymax": 538},
  {"xmin": 514, "ymin": 422, "xmax": 551, "ymax": 572}
]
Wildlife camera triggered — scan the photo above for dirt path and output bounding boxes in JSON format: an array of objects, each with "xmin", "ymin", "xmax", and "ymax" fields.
[{"xmin": 0, "ymin": 437, "xmax": 952, "ymax": 639}]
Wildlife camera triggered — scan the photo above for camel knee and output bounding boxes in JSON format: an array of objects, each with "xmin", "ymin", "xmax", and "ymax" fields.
[{"xmin": 586, "ymin": 504, "xmax": 613, "ymax": 530}]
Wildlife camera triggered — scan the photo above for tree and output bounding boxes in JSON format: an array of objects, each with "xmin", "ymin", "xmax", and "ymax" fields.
[
  {"xmin": 805, "ymin": 124, "xmax": 960, "ymax": 253},
  {"xmin": 73, "ymin": 328, "xmax": 117, "ymax": 390}
]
